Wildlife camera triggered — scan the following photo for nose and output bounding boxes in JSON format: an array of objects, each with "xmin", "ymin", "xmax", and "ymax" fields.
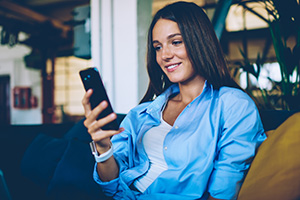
[{"xmin": 161, "ymin": 46, "xmax": 173, "ymax": 60}]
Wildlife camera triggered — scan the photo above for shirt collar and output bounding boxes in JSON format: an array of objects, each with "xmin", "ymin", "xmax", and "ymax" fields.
[
  {"xmin": 139, "ymin": 84, "xmax": 179, "ymax": 117},
  {"xmin": 204, "ymin": 80, "xmax": 214, "ymax": 98},
  {"xmin": 139, "ymin": 81, "xmax": 213, "ymax": 117}
]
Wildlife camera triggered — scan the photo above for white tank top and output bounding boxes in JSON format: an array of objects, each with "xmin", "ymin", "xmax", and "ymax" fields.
[{"xmin": 133, "ymin": 115, "xmax": 172, "ymax": 192}]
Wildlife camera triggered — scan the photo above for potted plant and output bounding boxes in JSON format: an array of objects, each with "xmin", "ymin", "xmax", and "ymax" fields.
[{"xmin": 234, "ymin": 0, "xmax": 300, "ymax": 110}]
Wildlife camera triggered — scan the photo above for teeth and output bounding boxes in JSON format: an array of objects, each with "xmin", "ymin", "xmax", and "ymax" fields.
[{"xmin": 167, "ymin": 64, "xmax": 178, "ymax": 69}]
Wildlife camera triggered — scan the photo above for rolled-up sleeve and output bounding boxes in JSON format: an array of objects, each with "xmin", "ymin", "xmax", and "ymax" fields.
[
  {"xmin": 208, "ymin": 89, "xmax": 266, "ymax": 199},
  {"xmin": 92, "ymin": 113, "xmax": 135, "ymax": 197},
  {"xmin": 93, "ymin": 164, "xmax": 120, "ymax": 196},
  {"xmin": 93, "ymin": 163, "xmax": 138, "ymax": 199}
]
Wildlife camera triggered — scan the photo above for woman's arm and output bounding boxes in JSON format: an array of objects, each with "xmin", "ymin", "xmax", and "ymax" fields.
[
  {"xmin": 96, "ymin": 155, "xmax": 119, "ymax": 182},
  {"xmin": 208, "ymin": 89, "xmax": 266, "ymax": 199},
  {"xmin": 82, "ymin": 89, "xmax": 124, "ymax": 182}
]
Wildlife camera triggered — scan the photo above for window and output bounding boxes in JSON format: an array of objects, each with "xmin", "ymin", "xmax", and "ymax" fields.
[{"xmin": 53, "ymin": 56, "xmax": 92, "ymax": 123}]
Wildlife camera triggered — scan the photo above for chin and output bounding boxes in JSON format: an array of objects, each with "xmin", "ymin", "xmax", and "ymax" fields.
[
  {"xmin": 169, "ymin": 79, "xmax": 183, "ymax": 84},
  {"xmin": 167, "ymin": 74, "xmax": 187, "ymax": 82},
  {"xmin": 165, "ymin": 74, "xmax": 180, "ymax": 82}
]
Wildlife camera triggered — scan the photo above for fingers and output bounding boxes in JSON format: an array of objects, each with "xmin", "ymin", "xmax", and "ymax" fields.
[
  {"xmin": 86, "ymin": 112, "xmax": 116, "ymax": 133},
  {"xmin": 82, "ymin": 89, "xmax": 124, "ymax": 148},
  {"xmin": 91, "ymin": 127, "xmax": 125, "ymax": 142},
  {"xmin": 82, "ymin": 89, "xmax": 93, "ymax": 116},
  {"xmin": 83, "ymin": 107, "xmax": 122, "ymax": 143},
  {"xmin": 84, "ymin": 101, "xmax": 109, "ymax": 126}
]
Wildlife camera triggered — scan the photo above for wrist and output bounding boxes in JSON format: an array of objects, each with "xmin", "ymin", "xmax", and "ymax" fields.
[
  {"xmin": 96, "ymin": 143, "xmax": 111, "ymax": 154},
  {"xmin": 90, "ymin": 141, "xmax": 114, "ymax": 163}
]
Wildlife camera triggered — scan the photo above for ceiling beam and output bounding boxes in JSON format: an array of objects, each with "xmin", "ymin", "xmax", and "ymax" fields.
[
  {"xmin": 0, "ymin": 0, "xmax": 71, "ymax": 37},
  {"xmin": 25, "ymin": 0, "xmax": 88, "ymax": 6}
]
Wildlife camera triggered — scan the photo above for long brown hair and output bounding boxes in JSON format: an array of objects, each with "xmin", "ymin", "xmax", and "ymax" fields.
[{"xmin": 140, "ymin": 1, "xmax": 239, "ymax": 103}]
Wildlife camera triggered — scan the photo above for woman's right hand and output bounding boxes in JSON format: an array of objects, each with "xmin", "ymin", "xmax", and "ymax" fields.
[{"xmin": 82, "ymin": 89, "xmax": 124, "ymax": 154}]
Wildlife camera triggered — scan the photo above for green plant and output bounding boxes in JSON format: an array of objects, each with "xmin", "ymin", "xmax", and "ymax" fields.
[{"xmin": 236, "ymin": 0, "xmax": 300, "ymax": 110}]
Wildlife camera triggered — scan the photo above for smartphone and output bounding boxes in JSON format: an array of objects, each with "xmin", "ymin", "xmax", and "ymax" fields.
[{"xmin": 79, "ymin": 67, "xmax": 119, "ymax": 130}]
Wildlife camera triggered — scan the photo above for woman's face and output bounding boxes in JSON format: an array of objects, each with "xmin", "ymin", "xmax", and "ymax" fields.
[{"xmin": 152, "ymin": 19, "xmax": 197, "ymax": 84}]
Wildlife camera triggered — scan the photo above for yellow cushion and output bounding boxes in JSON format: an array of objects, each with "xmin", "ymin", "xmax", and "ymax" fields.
[{"xmin": 238, "ymin": 112, "xmax": 300, "ymax": 200}]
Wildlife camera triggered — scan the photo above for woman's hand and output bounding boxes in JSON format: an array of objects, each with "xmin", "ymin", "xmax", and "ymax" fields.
[
  {"xmin": 82, "ymin": 89, "xmax": 124, "ymax": 154},
  {"xmin": 82, "ymin": 89, "xmax": 122, "ymax": 181}
]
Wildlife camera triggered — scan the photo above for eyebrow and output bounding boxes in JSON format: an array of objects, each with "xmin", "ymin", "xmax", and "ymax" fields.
[{"xmin": 152, "ymin": 33, "xmax": 182, "ymax": 44}]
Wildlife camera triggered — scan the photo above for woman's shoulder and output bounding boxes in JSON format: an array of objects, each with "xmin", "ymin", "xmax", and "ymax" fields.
[
  {"xmin": 217, "ymin": 86, "xmax": 256, "ymax": 110},
  {"xmin": 218, "ymin": 86, "xmax": 251, "ymax": 101},
  {"xmin": 217, "ymin": 87, "xmax": 261, "ymax": 126}
]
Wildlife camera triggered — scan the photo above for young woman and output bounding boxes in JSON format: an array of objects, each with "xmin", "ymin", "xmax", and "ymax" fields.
[{"xmin": 82, "ymin": 2, "xmax": 266, "ymax": 199}]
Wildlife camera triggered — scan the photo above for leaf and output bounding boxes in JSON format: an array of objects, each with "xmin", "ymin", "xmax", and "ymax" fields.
[
  {"xmin": 269, "ymin": 21, "xmax": 290, "ymax": 94},
  {"xmin": 254, "ymin": 53, "xmax": 262, "ymax": 78},
  {"xmin": 284, "ymin": 47, "xmax": 297, "ymax": 75},
  {"xmin": 233, "ymin": 67, "xmax": 240, "ymax": 78},
  {"xmin": 238, "ymin": 48, "xmax": 260, "ymax": 79}
]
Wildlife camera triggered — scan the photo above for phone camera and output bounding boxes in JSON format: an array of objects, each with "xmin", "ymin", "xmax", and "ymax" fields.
[{"xmin": 84, "ymin": 75, "xmax": 91, "ymax": 81}]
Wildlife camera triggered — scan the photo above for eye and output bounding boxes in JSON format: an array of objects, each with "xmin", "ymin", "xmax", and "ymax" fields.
[
  {"xmin": 172, "ymin": 40, "xmax": 182, "ymax": 46},
  {"xmin": 153, "ymin": 45, "xmax": 162, "ymax": 51}
]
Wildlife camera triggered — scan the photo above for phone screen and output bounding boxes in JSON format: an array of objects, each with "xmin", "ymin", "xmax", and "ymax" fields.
[{"xmin": 80, "ymin": 67, "xmax": 119, "ymax": 130}]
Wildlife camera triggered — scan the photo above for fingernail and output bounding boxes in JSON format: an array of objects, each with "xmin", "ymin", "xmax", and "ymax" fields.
[
  {"xmin": 101, "ymin": 101, "xmax": 107, "ymax": 107},
  {"xmin": 110, "ymin": 113, "xmax": 116, "ymax": 119}
]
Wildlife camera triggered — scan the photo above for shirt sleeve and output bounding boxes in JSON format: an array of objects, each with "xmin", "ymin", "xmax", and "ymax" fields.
[
  {"xmin": 92, "ymin": 111, "xmax": 136, "ymax": 198},
  {"xmin": 208, "ymin": 89, "xmax": 266, "ymax": 199},
  {"xmin": 93, "ymin": 161, "xmax": 137, "ymax": 199}
]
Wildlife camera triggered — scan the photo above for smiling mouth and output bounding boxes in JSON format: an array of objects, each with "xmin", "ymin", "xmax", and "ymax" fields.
[{"xmin": 166, "ymin": 63, "xmax": 181, "ymax": 72}]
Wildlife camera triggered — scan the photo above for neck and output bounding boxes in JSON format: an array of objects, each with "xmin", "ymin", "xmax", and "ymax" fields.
[{"xmin": 174, "ymin": 76, "xmax": 206, "ymax": 104}]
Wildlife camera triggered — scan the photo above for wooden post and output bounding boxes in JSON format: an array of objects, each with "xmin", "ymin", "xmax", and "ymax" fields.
[{"xmin": 41, "ymin": 51, "xmax": 55, "ymax": 124}]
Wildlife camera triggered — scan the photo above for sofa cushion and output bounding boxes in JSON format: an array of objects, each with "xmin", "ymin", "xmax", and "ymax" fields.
[
  {"xmin": 21, "ymin": 134, "xmax": 68, "ymax": 188},
  {"xmin": 237, "ymin": 112, "xmax": 300, "ymax": 200},
  {"xmin": 47, "ymin": 139, "xmax": 109, "ymax": 200}
]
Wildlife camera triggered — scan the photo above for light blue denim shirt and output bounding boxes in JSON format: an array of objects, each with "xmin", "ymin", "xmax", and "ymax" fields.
[{"xmin": 94, "ymin": 82, "xmax": 266, "ymax": 200}]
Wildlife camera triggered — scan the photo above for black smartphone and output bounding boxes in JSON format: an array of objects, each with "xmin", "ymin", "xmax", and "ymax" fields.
[{"xmin": 79, "ymin": 67, "xmax": 119, "ymax": 130}]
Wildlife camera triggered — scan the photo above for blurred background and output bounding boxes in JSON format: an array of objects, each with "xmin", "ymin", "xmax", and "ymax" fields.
[{"xmin": 0, "ymin": 0, "xmax": 299, "ymax": 125}]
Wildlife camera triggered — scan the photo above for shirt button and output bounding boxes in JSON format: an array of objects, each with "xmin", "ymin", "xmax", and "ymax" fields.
[
  {"xmin": 164, "ymin": 146, "xmax": 168, "ymax": 150},
  {"xmin": 174, "ymin": 126, "xmax": 179, "ymax": 129}
]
